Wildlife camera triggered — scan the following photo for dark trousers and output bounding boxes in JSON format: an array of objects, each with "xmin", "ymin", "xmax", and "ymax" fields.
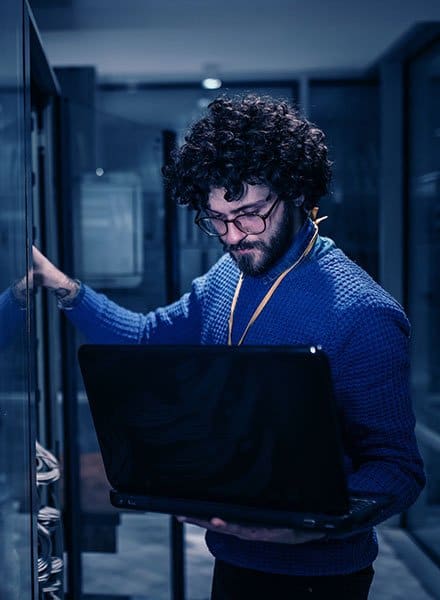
[{"xmin": 211, "ymin": 559, "xmax": 374, "ymax": 600}]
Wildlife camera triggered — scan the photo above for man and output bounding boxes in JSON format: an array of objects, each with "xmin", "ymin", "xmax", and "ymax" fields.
[{"xmin": 33, "ymin": 94, "xmax": 425, "ymax": 599}]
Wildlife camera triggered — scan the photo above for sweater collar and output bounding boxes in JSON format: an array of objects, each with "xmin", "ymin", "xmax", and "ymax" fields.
[{"xmin": 254, "ymin": 217, "xmax": 318, "ymax": 285}]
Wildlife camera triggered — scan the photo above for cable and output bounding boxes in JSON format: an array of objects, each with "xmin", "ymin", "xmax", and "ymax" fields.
[
  {"xmin": 36, "ymin": 441, "xmax": 60, "ymax": 486},
  {"xmin": 36, "ymin": 442, "xmax": 64, "ymax": 598},
  {"xmin": 37, "ymin": 523, "xmax": 52, "ymax": 583},
  {"xmin": 38, "ymin": 506, "xmax": 61, "ymax": 534}
]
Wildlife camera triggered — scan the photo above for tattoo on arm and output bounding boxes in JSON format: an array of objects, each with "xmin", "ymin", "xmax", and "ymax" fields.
[{"xmin": 53, "ymin": 287, "xmax": 72, "ymax": 300}]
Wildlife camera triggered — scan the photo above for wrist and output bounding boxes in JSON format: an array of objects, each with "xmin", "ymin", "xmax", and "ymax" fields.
[
  {"xmin": 45, "ymin": 270, "xmax": 73, "ymax": 290},
  {"xmin": 50, "ymin": 276, "xmax": 82, "ymax": 309}
]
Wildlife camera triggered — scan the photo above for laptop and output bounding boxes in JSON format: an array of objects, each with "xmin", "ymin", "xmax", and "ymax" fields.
[{"xmin": 78, "ymin": 344, "xmax": 387, "ymax": 534}]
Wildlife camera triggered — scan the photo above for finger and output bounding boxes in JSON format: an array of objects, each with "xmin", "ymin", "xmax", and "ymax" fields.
[
  {"xmin": 212, "ymin": 521, "xmax": 247, "ymax": 536},
  {"xmin": 210, "ymin": 517, "xmax": 227, "ymax": 527}
]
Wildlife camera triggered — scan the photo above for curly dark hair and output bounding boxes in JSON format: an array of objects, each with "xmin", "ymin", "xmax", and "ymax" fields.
[{"xmin": 162, "ymin": 93, "xmax": 332, "ymax": 212}]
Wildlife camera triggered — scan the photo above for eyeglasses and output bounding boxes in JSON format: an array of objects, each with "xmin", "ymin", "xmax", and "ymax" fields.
[{"xmin": 195, "ymin": 196, "xmax": 280, "ymax": 237}]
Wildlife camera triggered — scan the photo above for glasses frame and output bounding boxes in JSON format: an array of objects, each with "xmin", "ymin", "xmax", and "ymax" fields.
[{"xmin": 195, "ymin": 196, "xmax": 281, "ymax": 238}]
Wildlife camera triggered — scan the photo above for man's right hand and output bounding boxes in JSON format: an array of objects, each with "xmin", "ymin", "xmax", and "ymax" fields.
[{"xmin": 32, "ymin": 246, "xmax": 79, "ymax": 299}]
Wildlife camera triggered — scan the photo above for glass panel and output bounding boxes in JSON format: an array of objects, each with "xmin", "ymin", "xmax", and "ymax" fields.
[
  {"xmin": 64, "ymin": 98, "xmax": 171, "ymax": 597},
  {"xmin": 309, "ymin": 82, "xmax": 380, "ymax": 279},
  {"xmin": 0, "ymin": 1, "xmax": 34, "ymax": 598},
  {"xmin": 406, "ymin": 39, "xmax": 440, "ymax": 563}
]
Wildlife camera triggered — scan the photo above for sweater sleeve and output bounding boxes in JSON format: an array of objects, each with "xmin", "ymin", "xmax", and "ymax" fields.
[
  {"xmin": 332, "ymin": 303, "xmax": 425, "ymax": 527},
  {"xmin": 62, "ymin": 276, "xmax": 205, "ymax": 345}
]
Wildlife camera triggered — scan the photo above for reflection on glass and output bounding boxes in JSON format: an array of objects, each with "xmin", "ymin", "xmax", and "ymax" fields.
[
  {"xmin": 0, "ymin": 280, "xmax": 26, "ymax": 350},
  {"xmin": 63, "ymin": 98, "xmax": 171, "ymax": 596},
  {"xmin": 0, "ymin": 2, "xmax": 33, "ymax": 598},
  {"xmin": 79, "ymin": 172, "xmax": 144, "ymax": 288},
  {"xmin": 407, "ymin": 40, "xmax": 440, "ymax": 563}
]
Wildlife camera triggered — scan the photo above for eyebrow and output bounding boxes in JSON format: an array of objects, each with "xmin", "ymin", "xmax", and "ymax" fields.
[{"xmin": 206, "ymin": 193, "xmax": 272, "ymax": 217}]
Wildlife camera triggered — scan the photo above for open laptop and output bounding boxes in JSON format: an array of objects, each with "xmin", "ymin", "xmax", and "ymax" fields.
[{"xmin": 78, "ymin": 344, "xmax": 387, "ymax": 534}]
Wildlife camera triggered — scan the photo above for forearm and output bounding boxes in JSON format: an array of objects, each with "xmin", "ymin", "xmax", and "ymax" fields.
[
  {"xmin": 63, "ymin": 284, "xmax": 149, "ymax": 344},
  {"xmin": 33, "ymin": 245, "xmax": 149, "ymax": 342},
  {"xmin": 63, "ymin": 281, "xmax": 203, "ymax": 345},
  {"xmin": 346, "ymin": 437, "xmax": 425, "ymax": 524},
  {"xmin": 33, "ymin": 245, "xmax": 204, "ymax": 345},
  {"xmin": 47, "ymin": 274, "xmax": 81, "ymax": 307},
  {"xmin": 32, "ymin": 244, "xmax": 81, "ymax": 307}
]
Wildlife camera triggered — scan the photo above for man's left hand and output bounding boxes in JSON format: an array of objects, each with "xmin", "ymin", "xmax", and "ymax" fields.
[{"xmin": 175, "ymin": 516, "xmax": 325, "ymax": 545}]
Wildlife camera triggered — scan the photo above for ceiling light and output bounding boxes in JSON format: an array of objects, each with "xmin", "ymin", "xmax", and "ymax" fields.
[
  {"xmin": 202, "ymin": 77, "xmax": 222, "ymax": 90},
  {"xmin": 201, "ymin": 63, "xmax": 222, "ymax": 90}
]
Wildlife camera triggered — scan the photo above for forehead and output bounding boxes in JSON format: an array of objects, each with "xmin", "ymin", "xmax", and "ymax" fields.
[{"xmin": 208, "ymin": 183, "xmax": 271, "ymax": 213}]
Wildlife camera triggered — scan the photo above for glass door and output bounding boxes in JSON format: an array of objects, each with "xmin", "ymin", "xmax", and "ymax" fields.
[
  {"xmin": 406, "ymin": 38, "xmax": 440, "ymax": 563},
  {"xmin": 0, "ymin": 0, "xmax": 36, "ymax": 598}
]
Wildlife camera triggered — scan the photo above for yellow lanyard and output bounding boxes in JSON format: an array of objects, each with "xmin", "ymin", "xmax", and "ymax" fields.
[{"xmin": 227, "ymin": 223, "xmax": 319, "ymax": 346}]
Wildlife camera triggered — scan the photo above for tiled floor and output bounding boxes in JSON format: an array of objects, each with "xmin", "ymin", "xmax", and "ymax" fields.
[
  {"xmin": 369, "ymin": 531, "xmax": 433, "ymax": 600},
  {"xmin": 81, "ymin": 513, "xmax": 434, "ymax": 599}
]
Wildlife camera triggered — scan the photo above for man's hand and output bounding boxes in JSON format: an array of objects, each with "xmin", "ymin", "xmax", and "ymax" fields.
[
  {"xmin": 32, "ymin": 245, "xmax": 70, "ymax": 290},
  {"xmin": 175, "ymin": 516, "xmax": 324, "ymax": 545},
  {"xmin": 11, "ymin": 246, "xmax": 78, "ymax": 305},
  {"xmin": 33, "ymin": 245, "xmax": 80, "ymax": 298}
]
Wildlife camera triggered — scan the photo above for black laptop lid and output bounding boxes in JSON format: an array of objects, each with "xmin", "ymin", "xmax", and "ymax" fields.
[{"xmin": 78, "ymin": 345, "xmax": 349, "ymax": 515}]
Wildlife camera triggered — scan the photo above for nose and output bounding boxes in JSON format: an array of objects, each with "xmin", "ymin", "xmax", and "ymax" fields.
[{"xmin": 221, "ymin": 222, "xmax": 248, "ymax": 246}]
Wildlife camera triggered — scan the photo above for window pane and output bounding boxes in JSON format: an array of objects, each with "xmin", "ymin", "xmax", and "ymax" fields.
[
  {"xmin": 406, "ymin": 39, "xmax": 440, "ymax": 563},
  {"xmin": 309, "ymin": 82, "xmax": 380, "ymax": 279},
  {"xmin": 65, "ymin": 98, "xmax": 171, "ymax": 597}
]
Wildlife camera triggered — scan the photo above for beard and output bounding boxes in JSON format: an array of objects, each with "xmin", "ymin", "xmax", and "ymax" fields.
[{"xmin": 223, "ymin": 205, "xmax": 295, "ymax": 276}]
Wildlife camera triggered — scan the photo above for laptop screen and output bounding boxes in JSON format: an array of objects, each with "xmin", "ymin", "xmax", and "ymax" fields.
[{"xmin": 78, "ymin": 345, "xmax": 349, "ymax": 515}]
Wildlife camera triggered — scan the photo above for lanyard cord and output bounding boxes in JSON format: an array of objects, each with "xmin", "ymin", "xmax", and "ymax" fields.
[{"xmin": 227, "ymin": 223, "xmax": 319, "ymax": 346}]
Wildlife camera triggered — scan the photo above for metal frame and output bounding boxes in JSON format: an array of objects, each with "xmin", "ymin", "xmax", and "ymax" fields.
[
  {"xmin": 163, "ymin": 129, "xmax": 185, "ymax": 600},
  {"xmin": 23, "ymin": 4, "xmax": 39, "ymax": 598},
  {"xmin": 55, "ymin": 93, "xmax": 84, "ymax": 599},
  {"xmin": 100, "ymin": 79, "xmax": 300, "ymax": 92}
]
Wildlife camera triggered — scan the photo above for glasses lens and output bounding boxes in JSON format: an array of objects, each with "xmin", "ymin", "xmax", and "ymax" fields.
[
  {"xmin": 197, "ymin": 217, "xmax": 227, "ymax": 236},
  {"xmin": 234, "ymin": 215, "xmax": 265, "ymax": 234}
]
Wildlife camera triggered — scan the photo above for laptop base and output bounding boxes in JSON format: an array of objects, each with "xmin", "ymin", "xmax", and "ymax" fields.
[{"xmin": 110, "ymin": 489, "xmax": 381, "ymax": 534}]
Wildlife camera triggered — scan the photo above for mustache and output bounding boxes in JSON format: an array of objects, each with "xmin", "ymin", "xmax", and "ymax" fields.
[{"xmin": 223, "ymin": 241, "xmax": 267, "ymax": 252}]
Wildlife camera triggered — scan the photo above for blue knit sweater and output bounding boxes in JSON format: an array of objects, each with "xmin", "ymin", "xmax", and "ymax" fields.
[{"xmin": 66, "ymin": 218, "xmax": 425, "ymax": 576}]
